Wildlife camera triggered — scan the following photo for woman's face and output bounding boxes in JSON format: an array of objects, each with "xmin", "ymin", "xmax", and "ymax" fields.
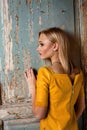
[{"xmin": 37, "ymin": 33, "xmax": 55, "ymax": 59}]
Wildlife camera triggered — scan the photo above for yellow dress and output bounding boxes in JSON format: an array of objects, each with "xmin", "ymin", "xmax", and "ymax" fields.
[{"xmin": 35, "ymin": 66, "xmax": 85, "ymax": 130}]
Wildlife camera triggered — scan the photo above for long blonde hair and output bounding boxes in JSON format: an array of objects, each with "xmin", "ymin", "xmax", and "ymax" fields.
[{"xmin": 39, "ymin": 27, "xmax": 72, "ymax": 74}]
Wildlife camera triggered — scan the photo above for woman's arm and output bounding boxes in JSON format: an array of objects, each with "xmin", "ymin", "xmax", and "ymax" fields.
[
  {"xmin": 75, "ymin": 94, "xmax": 85, "ymax": 120},
  {"xmin": 25, "ymin": 68, "xmax": 47, "ymax": 120}
]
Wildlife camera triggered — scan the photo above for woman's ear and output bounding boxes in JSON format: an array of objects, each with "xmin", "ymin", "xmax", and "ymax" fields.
[{"xmin": 53, "ymin": 42, "xmax": 59, "ymax": 51}]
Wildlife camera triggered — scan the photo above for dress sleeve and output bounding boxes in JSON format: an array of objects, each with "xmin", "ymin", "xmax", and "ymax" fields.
[{"xmin": 35, "ymin": 67, "xmax": 50, "ymax": 107}]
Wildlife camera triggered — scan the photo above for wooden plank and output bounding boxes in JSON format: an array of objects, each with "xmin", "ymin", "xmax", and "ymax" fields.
[{"xmin": 3, "ymin": 118, "xmax": 39, "ymax": 130}]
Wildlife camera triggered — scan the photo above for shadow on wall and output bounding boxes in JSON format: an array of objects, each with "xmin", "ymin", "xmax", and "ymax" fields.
[{"xmin": 66, "ymin": 32, "xmax": 81, "ymax": 68}]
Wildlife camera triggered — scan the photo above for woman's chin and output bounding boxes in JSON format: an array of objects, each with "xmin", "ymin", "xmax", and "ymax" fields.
[{"xmin": 40, "ymin": 56, "xmax": 45, "ymax": 60}]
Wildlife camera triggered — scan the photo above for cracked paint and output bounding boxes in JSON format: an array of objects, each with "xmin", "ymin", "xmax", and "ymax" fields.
[
  {"xmin": 0, "ymin": 0, "xmax": 76, "ymax": 104},
  {"xmin": 2, "ymin": 0, "xmax": 14, "ymax": 75},
  {"xmin": 39, "ymin": 16, "xmax": 42, "ymax": 25}
]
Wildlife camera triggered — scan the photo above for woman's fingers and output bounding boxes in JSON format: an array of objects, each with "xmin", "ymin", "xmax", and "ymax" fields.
[
  {"xmin": 24, "ymin": 68, "xmax": 34, "ymax": 79},
  {"xmin": 24, "ymin": 68, "xmax": 36, "ymax": 93},
  {"xmin": 25, "ymin": 71, "xmax": 28, "ymax": 78}
]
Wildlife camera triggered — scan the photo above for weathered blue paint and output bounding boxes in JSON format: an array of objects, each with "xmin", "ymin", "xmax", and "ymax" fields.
[{"xmin": 0, "ymin": 0, "xmax": 75, "ymax": 105}]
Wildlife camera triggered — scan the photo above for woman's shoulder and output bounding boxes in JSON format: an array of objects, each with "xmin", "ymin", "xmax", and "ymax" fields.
[
  {"xmin": 38, "ymin": 66, "xmax": 52, "ymax": 74},
  {"xmin": 37, "ymin": 66, "xmax": 52, "ymax": 81}
]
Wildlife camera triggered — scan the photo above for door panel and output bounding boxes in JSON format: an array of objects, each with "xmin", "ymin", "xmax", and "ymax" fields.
[{"xmin": 0, "ymin": 0, "xmax": 74, "ymax": 105}]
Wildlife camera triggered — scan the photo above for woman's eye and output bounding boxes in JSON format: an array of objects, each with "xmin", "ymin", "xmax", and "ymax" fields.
[{"xmin": 39, "ymin": 43, "xmax": 44, "ymax": 46}]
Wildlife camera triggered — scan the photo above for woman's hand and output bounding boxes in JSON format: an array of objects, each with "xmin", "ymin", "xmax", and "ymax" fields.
[
  {"xmin": 25, "ymin": 68, "xmax": 48, "ymax": 120},
  {"xmin": 24, "ymin": 68, "xmax": 36, "ymax": 93}
]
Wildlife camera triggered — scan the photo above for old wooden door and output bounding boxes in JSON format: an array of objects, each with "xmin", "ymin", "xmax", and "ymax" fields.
[{"xmin": 0, "ymin": 0, "xmax": 82, "ymax": 130}]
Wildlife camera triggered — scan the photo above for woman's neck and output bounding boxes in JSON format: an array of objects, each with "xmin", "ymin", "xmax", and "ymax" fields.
[
  {"xmin": 52, "ymin": 61, "xmax": 61, "ymax": 65},
  {"xmin": 51, "ymin": 61, "xmax": 65, "ymax": 74}
]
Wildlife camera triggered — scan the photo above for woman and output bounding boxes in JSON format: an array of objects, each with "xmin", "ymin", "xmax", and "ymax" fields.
[{"xmin": 25, "ymin": 27, "xmax": 85, "ymax": 130}]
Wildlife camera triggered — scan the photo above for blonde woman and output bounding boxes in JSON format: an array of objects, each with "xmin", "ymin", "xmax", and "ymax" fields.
[{"xmin": 25, "ymin": 27, "xmax": 85, "ymax": 130}]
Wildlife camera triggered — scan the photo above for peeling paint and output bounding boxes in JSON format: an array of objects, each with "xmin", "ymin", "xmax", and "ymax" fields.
[
  {"xmin": 25, "ymin": 0, "xmax": 32, "ymax": 5},
  {"xmin": 37, "ymin": 0, "xmax": 41, "ymax": 3},
  {"xmin": 0, "ymin": 0, "xmax": 4, "ymax": 25},
  {"xmin": 15, "ymin": 23, "xmax": 19, "ymax": 44},
  {"xmin": 29, "ymin": 20, "xmax": 34, "ymax": 43},
  {"xmin": 0, "ymin": 0, "xmax": 76, "ymax": 104},
  {"xmin": 0, "ymin": 58, "xmax": 2, "ymax": 72},
  {"xmin": 39, "ymin": 16, "xmax": 42, "ymax": 25},
  {"xmin": 3, "ymin": 0, "xmax": 14, "ymax": 75},
  {"xmin": 18, "ymin": 0, "xmax": 21, "ymax": 5}
]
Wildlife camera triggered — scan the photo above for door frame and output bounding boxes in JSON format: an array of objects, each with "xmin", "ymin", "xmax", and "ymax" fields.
[{"xmin": 74, "ymin": 0, "xmax": 86, "ymax": 129}]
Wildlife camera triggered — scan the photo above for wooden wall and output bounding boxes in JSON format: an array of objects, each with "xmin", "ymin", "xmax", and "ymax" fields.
[{"xmin": 79, "ymin": 0, "xmax": 87, "ymax": 129}]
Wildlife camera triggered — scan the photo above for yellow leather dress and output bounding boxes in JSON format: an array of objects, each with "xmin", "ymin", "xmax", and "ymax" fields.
[{"xmin": 35, "ymin": 66, "xmax": 84, "ymax": 130}]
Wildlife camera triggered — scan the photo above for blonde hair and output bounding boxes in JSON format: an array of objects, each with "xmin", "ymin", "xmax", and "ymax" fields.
[{"xmin": 39, "ymin": 27, "xmax": 72, "ymax": 74}]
